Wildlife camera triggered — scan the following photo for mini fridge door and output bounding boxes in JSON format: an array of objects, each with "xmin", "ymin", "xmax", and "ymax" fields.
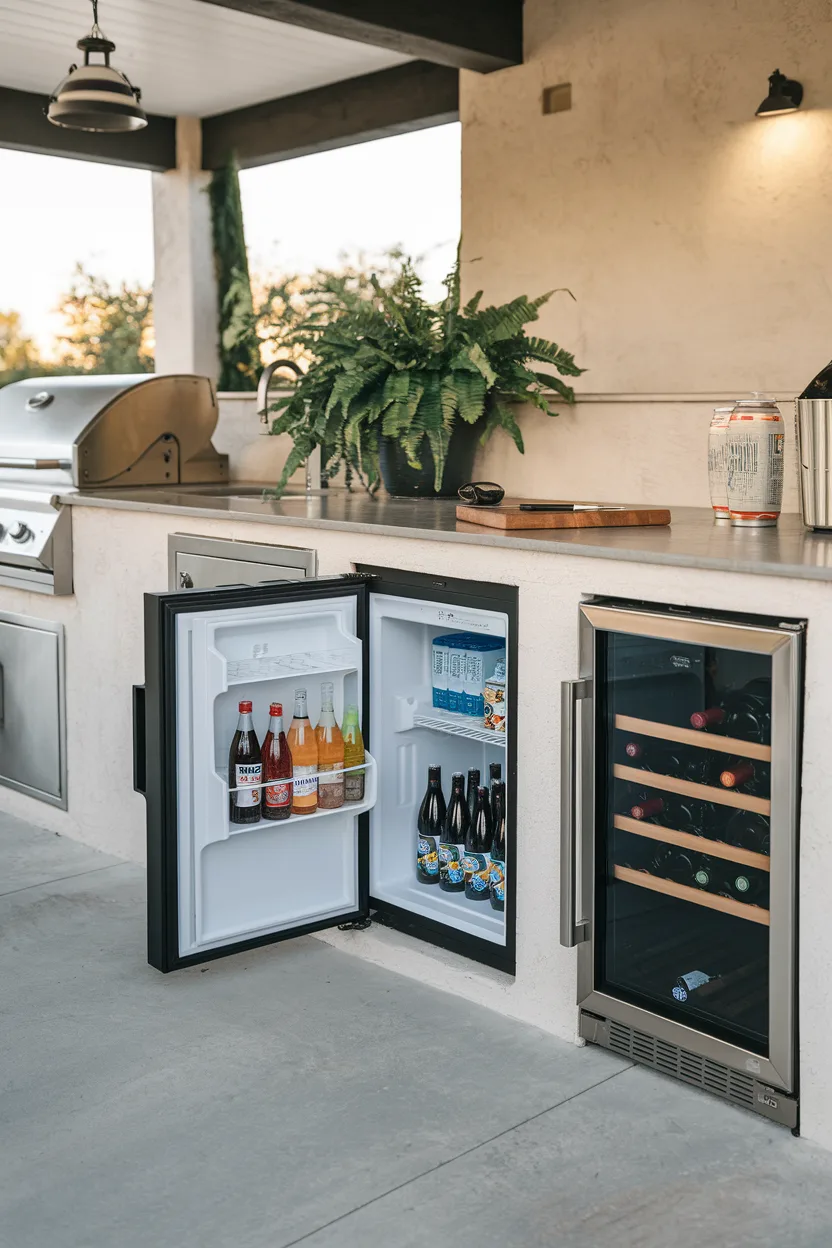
[
  {"xmin": 137, "ymin": 578, "xmax": 373, "ymax": 972},
  {"xmin": 561, "ymin": 600, "xmax": 802, "ymax": 1116}
]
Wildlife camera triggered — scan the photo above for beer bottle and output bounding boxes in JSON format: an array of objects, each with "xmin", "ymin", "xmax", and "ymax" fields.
[
  {"xmin": 439, "ymin": 772, "xmax": 468, "ymax": 893},
  {"xmin": 341, "ymin": 705, "xmax": 366, "ymax": 802},
  {"xmin": 489, "ymin": 781, "xmax": 506, "ymax": 912},
  {"xmin": 261, "ymin": 702, "xmax": 292, "ymax": 822},
  {"xmin": 229, "ymin": 699, "xmax": 262, "ymax": 825},
  {"xmin": 466, "ymin": 767, "xmax": 480, "ymax": 828},
  {"xmin": 316, "ymin": 681, "xmax": 345, "ymax": 810},
  {"xmin": 287, "ymin": 688, "xmax": 318, "ymax": 815},
  {"xmin": 464, "ymin": 786, "xmax": 493, "ymax": 902},
  {"xmin": 417, "ymin": 765, "xmax": 445, "ymax": 886}
]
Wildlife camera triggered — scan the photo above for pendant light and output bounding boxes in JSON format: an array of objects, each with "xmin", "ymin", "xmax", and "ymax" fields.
[
  {"xmin": 47, "ymin": 0, "xmax": 147, "ymax": 133},
  {"xmin": 755, "ymin": 69, "xmax": 803, "ymax": 118}
]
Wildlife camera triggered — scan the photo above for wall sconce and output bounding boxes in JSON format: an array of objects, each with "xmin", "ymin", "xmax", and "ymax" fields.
[{"xmin": 755, "ymin": 69, "xmax": 803, "ymax": 118}]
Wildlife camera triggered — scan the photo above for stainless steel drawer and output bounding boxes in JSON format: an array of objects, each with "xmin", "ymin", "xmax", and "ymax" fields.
[
  {"xmin": 0, "ymin": 612, "xmax": 66, "ymax": 807},
  {"xmin": 168, "ymin": 534, "xmax": 316, "ymax": 591}
]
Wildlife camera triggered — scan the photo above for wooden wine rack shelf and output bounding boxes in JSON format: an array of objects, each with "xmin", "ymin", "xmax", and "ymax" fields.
[
  {"xmin": 613, "ymin": 763, "xmax": 771, "ymax": 816},
  {"xmin": 613, "ymin": 814, "xmax": 770, "ymax": 872},
  {"xmin": 613, "ymin": 865, "xmax": 770, "ymax": 926},
  {"xmin": 615, "ymin": 714, "xmax": 771, "ymax": 763}
]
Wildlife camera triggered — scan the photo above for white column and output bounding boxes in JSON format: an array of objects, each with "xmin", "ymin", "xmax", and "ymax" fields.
[{"xmin": 151, "ymin": 117, "xmax": 219, "ymax": 380}]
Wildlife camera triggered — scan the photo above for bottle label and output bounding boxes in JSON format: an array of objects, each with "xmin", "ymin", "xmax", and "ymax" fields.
[
  {"xmin": 417, "ymin": 835, "xmax": 440, "ymax": 879},
  {"xmin": 344, "ymin": 770, "xmax": 365, "ymax": 802},
  {"xmin": 234, "ymin": 763, "xmax": 261, "ymax": 807},
  {"xmin": 489, "ymin": 857, "xmax": 506, "ymax": 903},
  {"xmin": 292, "ymin": 766, "xmax": 318, "ymax": 798},
  {"xmin": 438, "ymin": 842, "xmax": 465, "ymax": 886},
  {"xmin": 265, "ymin": 780, "xmax": 291, "ymax": 809},
  {"xmin": 319, "ymin": 764, "xmax": 343, "ymax": 787},
  {"xmin": 462, "ymin": 851, "xmax": 491, "ymax": 895}
]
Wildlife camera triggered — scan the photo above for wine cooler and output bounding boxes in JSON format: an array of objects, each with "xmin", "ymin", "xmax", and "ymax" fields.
[{"xmin": 561, "ymin": 599, "xmax": 803, "ymax": 1128}]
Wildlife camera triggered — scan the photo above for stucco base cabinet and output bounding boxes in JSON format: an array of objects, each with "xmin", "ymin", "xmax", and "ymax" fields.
[{"xmin": 0, "ymin": 504, "xmax": 828, "ymax": 1151}]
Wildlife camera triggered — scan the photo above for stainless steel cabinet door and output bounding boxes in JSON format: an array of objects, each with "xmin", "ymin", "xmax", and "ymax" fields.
[{"xmin": 0, "ymin": 613, "xmax": 65, "ymax": 807}]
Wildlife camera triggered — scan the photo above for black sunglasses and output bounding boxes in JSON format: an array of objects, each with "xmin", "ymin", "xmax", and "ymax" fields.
[{"xmin": 457, "ymin": 481, "xmax": 505, "ymax": 506}]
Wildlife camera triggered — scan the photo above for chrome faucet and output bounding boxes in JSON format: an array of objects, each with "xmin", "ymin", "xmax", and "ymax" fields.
[{"xmin": 256, "ymin": 359, "xmax": 321, "ymax": 493}]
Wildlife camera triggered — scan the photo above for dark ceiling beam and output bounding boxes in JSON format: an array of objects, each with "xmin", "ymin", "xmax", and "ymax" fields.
[
  {"xmin": 0, "ymin": 86, "xmax": 176, "ymax": 171},
  {"xmin": 196, "ymin": 0, "xmax": 522, "ymax": 72},
  {"xmin": 202, "ymin": 60, "xmax": 458, "ymax": 171}
]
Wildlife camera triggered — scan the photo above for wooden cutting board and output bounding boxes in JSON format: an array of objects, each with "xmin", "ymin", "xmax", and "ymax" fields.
[{"xmin": 455, "ymin": 499, "xmax": 671, "ymax": 530}]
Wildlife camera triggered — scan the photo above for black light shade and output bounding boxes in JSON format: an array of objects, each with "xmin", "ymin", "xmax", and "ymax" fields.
[
  {"xmin": 47, "ymin": 2, "xmax": 146, "ymax": 133},
  {"xmin": 756, "ymin": 68, "xmax": 803, "ymax": 118}
]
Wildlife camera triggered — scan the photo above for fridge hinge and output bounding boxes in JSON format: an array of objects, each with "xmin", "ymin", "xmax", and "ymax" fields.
[{"xmin": 778, "ymin": 622, "xmax": 805, "ymax": 633}]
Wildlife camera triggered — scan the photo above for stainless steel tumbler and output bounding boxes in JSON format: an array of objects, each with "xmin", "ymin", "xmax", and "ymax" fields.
[{"xmin": 796, "ymin": 399, "xmax": 832, "ymax": 529}]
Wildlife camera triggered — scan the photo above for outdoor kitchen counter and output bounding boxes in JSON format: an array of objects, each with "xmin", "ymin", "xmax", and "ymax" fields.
[{"xmin": 65, "ymin": 489, "xmax": 832, "ymax": 582}]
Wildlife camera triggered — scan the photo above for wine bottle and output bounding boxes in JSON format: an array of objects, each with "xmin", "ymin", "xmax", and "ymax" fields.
[
  {"xmin": 723, "ymin": 810, "xmax": 770, "ymax": 855},
  {"xmin": 489, "ymin": 781, "xmax": 506, "ymax": 912},
  {"xmin": 417, "ymin": 764, "xmax": 445, "ymax": 886},
  {"xmin": 649, "ymin": 846, "xmax": 694, "ymax": 883},
  {"xmin": 439, "ymin": 772, "xmax": 468, "ymax": 893},
  {"xmin": 690, "ymin": 854, "xmax": 717, "ymax": 890},
  {"xmin": 463, "ymin": 786, "xmax": 493, "ymax": 902},
  {"xmin": 672, "ymin": 969, "xmax": 721, "ymax": 1002},
  {"xmin": 690, "ymin": 679, "xmax": 771, "ymax": 744},
  {"xmin": 720, "ymin": 867, "xmax": 769, "ymax": 904},
  {"xmin": 628, "ymin": 792, "xmax": 717, "ymax": 837},
  {"xmin": 719, "ymin": 758, "xmax": 770, "ymax": 796},
  {"xmin": 623, "ymin": 739, "xmax": 685, "ymax": 777},
  {"xmin": 466, "ymin": 768, "xmax": 480, "ymax": 830}
]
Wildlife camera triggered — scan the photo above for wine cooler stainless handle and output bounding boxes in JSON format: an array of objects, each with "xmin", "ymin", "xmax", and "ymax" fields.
[{"xmin": 561, "ymin": 678, "xmax": 591, "ymax": 947}]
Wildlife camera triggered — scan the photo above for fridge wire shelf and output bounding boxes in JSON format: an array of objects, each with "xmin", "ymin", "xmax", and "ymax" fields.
[
  {"xmin": 615, "ymin": 714, "xmax": 771, "ymax": 763},
  {"xmin": 411, "ymin": 706, "xmax": 506, "ymax": 746},
  {"xmin": 225, "ymin": 648, "xmax": 357, "ymax": 683},
  {"xmin": 613, "ymin": 864, "xmax": 770, "ymax": 926},
  {"xmin": 613, "ymin": 814, "xmax": 770, "ymax": 872},
  {"xmin": 613, "ymin": 764, "xmax": 771, "ymax": 817}
]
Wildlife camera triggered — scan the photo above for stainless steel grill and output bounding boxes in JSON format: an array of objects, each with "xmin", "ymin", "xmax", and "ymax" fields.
[{"xmin": 0, "ymin": 374, "xmax": 228, "ymax": 594}]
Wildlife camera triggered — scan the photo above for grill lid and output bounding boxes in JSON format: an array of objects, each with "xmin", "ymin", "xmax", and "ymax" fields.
[{"xmin": 0, "ymin": 374, "xmax": 228, "ymax": 489}]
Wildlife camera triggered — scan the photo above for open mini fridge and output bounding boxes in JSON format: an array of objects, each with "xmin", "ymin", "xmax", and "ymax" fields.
[{"xmin": 134, "ymin": 566, "xmax": 517, "ymax": 974}]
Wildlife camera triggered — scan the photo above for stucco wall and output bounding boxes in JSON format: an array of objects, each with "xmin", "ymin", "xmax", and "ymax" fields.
[{"xmin": 463, "ymin": 0, "xmax": 832, "ymax": 508}]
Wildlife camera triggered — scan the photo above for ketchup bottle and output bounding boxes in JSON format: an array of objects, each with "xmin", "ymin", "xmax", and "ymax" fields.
[{"xmin": 261, "ymin": 702, "xmax": 293, "ymax": 821}]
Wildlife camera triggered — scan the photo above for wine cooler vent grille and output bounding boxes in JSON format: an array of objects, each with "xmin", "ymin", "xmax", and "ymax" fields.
[{"xmin": 607, "ymin": 1020, "xmax": 755, "ymax": 1108}]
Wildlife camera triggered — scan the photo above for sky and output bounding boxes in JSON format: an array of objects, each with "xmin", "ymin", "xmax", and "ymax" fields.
[{"xmin": 0, "ymin": 122, "xmax": 461, "ymax": 356}]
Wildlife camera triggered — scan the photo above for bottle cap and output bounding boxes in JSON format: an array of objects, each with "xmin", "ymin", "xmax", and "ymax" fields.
[
  {"xmin": 239, "ymin": 700, "xmax": 253, "ymax": 713},
  {"xmin": 269, "ymin": 702, "xmax": 283, "ymax": 716}
]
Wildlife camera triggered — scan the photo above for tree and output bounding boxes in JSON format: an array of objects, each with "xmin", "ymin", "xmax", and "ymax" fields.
[
  {"xmin": 56, "ymin": 265, "xmax": 153, "ymax": 374},
  {"xmin": 0, "ymin": 310, "xmax": 50, "ymax": 387},
  {"xmin": 209, "ymin": 159, "xmax": 261, "ymax": 391}
]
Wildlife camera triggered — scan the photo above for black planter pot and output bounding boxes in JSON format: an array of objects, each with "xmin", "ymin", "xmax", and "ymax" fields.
[{"xmin": 378, "ymin": 420, "xmax": 484, "ymax": 499}]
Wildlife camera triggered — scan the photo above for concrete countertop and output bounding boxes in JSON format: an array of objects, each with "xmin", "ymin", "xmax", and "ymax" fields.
[{"xmin": 65, "ymin": 487, "xmax": 832, "ymax": 582}]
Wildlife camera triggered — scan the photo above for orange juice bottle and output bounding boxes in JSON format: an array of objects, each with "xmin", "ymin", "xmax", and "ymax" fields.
[
  {"xmin": 287, "ymin": 688, "xmax": 318, "ymax": 815},
  {"xmin": 315, "ymin": 682, "xmax": 345, "ymax": 810}
]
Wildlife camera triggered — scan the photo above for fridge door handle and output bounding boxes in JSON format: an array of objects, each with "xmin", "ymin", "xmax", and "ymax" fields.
[
  {"xmin": 133, "ymin": 684, "xmax": 147, "ymax": 797},
  {"xmin": 560, "ymin": 678, "xmax": 591, "ymax": 947}
]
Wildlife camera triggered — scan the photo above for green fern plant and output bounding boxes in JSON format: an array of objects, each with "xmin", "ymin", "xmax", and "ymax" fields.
[{"xmin": 268, "ymin": 254, "xmax": 584, "ymax": 494}]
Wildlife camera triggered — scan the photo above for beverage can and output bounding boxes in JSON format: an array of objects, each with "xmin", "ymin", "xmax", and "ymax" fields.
[
  {"xmin": 708, "ymin": 406, "xmax": 733, "ymax": 519},
  {"xmin": 726, "ymin": 399, "xmax": 785, "ymax": 526}
]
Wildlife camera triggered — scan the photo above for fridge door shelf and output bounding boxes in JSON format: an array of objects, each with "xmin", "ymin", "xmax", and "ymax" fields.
[
  {"xmin": 394, "ymin": 698, "xmax": 507, "ymax": 747},
  {"xmin": 220, "ymin": 754, "xmax": 377, "ymax": 840},
  {"xmin": 613, "ymin": 865, "xmax": 770, "ymax": 926},
  {"xmin": 614, "ymin": 764, "xmax": 771, "ymax": 816},
  {"xmin": 615, "ymin": 714, "xmax": 771, "ymax": 763},
  {"xmin": 614, "ymin": 814, "xmax": 770, "ymax": 872}
]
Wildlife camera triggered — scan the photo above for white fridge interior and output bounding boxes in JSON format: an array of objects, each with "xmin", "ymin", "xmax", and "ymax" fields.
[
  {"xmin": 176, "ymin": 594, "xmax": 375, "ymax": 959},
  {"xmin": 174, "ymin": 586, "xmax": 509, "ymax": 961},
  {"xmin": 369, "ymin": 593, "xmax": 509, "ymax": 946}
]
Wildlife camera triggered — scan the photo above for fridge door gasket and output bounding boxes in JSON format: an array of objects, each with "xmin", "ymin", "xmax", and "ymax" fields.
[
  {"xmin": 141, "ymin": 576, "xmax": 370, "ymax": 972},
  {"xmin": 359, "ymin": 565, "xmax": 518, "ymax": 976},
  {"xmin": 569, "ymin": 601, "xmax": 801, "ymax": 1095}
]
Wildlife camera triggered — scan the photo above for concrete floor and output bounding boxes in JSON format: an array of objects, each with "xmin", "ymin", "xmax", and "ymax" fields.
[{"xmin": 2, "ymin": 815, "xmax": 832, "ymax": 1248}]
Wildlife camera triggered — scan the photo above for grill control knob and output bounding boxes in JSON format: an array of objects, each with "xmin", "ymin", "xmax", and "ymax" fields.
[{"xmin": 10, "ymin": 523, "xmax": 32, "ymax": 544}]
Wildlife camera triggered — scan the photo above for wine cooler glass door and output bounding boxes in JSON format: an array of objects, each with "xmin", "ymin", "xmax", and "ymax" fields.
[{"xmin": 572, "ymin": 603, "xmax": 801, "ymax": 1093}]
